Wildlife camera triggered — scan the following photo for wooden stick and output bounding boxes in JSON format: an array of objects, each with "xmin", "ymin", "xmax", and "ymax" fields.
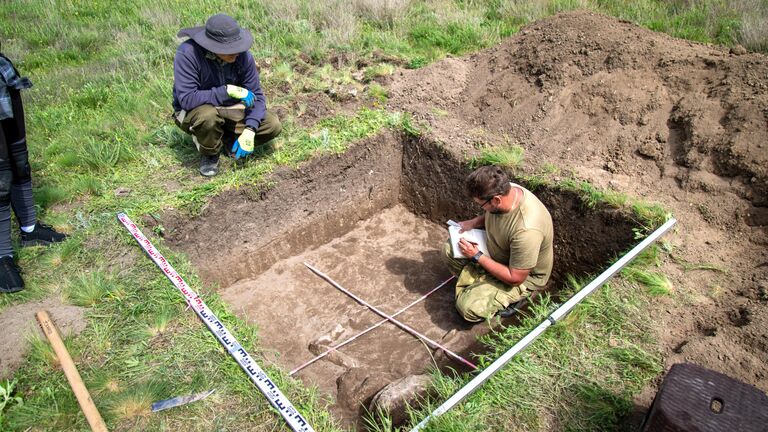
[{"xmin": 36, "ymin": 310, "xmax": 108, "ymax": 432}]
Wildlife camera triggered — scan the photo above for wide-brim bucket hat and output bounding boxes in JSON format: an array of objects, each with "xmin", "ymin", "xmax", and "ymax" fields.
[{"xmin": 177, "ymin": 13, "xmax": 253, "ymax": 55}]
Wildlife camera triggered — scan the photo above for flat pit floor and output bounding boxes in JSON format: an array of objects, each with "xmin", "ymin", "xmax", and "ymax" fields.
[{"xmin": 221, "ymin": 205, "xmax": 483, "ymax": 428}]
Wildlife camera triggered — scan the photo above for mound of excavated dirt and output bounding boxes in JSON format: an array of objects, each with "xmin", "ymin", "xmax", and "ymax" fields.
[
  {"xmin": 390, "ymin": 9, "xmax": 768, "ymax": 413},
  {"xmin": 391, "ymin": 10, "xmax": 768, "ymax": 211}
]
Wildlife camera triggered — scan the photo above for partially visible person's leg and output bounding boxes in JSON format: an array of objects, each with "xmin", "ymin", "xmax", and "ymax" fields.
[
  {"xmin": 0, "ymin": 119, "xmax": 14, "ymax": 259},
  {"xmin": 0, "ymin": 172, "xmax": 22, "ymax": 291},
  {"xmin": 0, "ymin": 99, "xmax": 22, "ymax": 292},
  {"xmin": 6, "ymin": 89, "xmax": 35, "ymax": 230},
  {"xmin": 454, "ymin": 263, "xmax": 528, "ymax": 322},
  {"xmin": 253, "ymin": 110, "xmax": 282, "ymax": 145},
  {"xmin": 3, "ymin": 89, "xmax": 65, "ymax": 247}
]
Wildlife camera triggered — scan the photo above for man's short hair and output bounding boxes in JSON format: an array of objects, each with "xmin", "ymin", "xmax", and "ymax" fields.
[{"xmin": 465, "ymin": 166, "xmax": 511, "ymax": 199}]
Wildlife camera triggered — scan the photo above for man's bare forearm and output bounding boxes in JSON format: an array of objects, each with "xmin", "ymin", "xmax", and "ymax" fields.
[
  {"xmin": 477, "ymin": 255, "xmax": 513, "ymax": 284},
  {"xmin": 476, "ymin": 255, "xmax": 529, "ymax": 286}
]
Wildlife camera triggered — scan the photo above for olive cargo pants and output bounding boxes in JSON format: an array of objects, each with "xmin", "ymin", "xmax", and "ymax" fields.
[
  {"xmin": 175, "ymin": 104, "xmax": 282, "ymax": 156},
  {"xmin": 441, "ymin": 241, "xmax": 529, "ymax": 322}
]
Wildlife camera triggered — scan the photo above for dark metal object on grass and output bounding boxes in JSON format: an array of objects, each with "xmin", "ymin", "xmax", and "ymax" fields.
[{"xmin": 641, "ymin": 363, "xmax": 768, "ymax": 432}]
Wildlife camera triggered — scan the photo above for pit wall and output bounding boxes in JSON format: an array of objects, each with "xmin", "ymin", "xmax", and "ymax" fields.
[
  {"xmin": 400, "ymin": 135, "xmax": 638, "ymax": 283},
  {"xmin": 169, "ymin": 131, "xmax": 403, "ymax": 288},
  {"xmin": 168, "ymin": 130, "xmax": 639, "ymax": 290}
]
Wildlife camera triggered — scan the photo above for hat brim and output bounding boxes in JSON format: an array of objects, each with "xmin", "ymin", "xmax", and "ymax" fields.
[{"xmin": 179, "ymin": 26, "xmax": 253, "ymax": 55}]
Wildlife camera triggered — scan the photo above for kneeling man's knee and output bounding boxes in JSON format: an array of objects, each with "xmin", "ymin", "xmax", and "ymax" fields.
[
  {"xmin": 441, "ymin": 241, "xmax": 453, "ymax": 264},
  {"xmin": 455, "ymin": 294, "xmax": 492, "ymax": 323},
  {"xmin": 191, "ymin": 105, "xmax": 223, "ymax": 130},
  {"xmin": 261, "ymin": 111, "xmax": 282, "ymax": 139}
]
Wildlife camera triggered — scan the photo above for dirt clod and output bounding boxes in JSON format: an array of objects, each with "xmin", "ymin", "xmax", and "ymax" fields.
[
  {"xmin": 731, "ymin": 44, "xmax": 748, "ymax": 55},
  {"xmin": 337, "ymin": 368, "xmax": 396, "ymax": 412},
  {"xmin": 369, "ymin": 374, "xmax": 432, "ymax": 426}
]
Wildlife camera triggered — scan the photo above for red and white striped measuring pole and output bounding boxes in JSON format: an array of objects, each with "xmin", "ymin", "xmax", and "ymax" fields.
[
  {"xmin": 304, "ymin": 262, "xmax": 477, "ymax": 370},
  {"xmin": 117, "ymin": 213, "xmax": 314, "ymax": 432},
  {"xmin": 290, "ymin": 275, "xmax": 456, "ymax": 376}
]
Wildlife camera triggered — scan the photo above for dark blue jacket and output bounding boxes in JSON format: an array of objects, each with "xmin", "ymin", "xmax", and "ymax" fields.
[{"xmin": 172, "ymin": 40, "xmax": 266, "ymax": 130}]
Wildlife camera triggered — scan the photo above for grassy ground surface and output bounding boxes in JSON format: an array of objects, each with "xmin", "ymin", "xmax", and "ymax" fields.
[{"xmin": 0, "ymin": 0, "xmax": 759, "ymax": 430}]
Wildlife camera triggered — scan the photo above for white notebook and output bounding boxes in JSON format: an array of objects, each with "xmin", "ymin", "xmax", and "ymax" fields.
[{"xmin": 448, "ymin": 225, "xmax": 489, "ymax": 259}]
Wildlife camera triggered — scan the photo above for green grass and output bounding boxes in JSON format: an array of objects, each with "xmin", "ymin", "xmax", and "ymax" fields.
[
  {"xmin": 671, "ymin": 254, "xmax": 729, "ymax": 274},
  {"xmin": 64, "ymin": 271, "xmax": 121, "ymax": 307},
  {"xmin": 414, "ymin": 278, "xmax": 662, "ymax": 430},
  {"xmin": 622, "ymin": 267, "xmax": 674, "ymax": 296},
  {"xmin": 571, "ymin": 181, "xmax": 630, "ymax": 209},
  {"xmin": 0, "ymin": 380, "xmax": 23, "ymax": 424},
  {"xmin": 469, "ymin": 146, "xmax": 526, "ymax": 169},
  {"xmin": 363, "ymin": 63, "xmax": 397, "ymax": 82},
  {"xmin": 367, "ymin": 82, "xmax": 389, "ymax": 105},
  {"xmin": 0, "ymin": 0, "xmax": 743, "ymax": 430}
]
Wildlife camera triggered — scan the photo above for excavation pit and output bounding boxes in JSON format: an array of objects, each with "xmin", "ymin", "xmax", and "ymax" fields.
[{"xmin": 165, "ymin": 131, "xmax": 641, "ymax": 429}]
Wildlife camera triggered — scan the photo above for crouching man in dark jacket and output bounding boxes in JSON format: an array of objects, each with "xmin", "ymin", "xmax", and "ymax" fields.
[{"xmin": 172, "ymin": 13, "xmax": 281, "ymax": 177}]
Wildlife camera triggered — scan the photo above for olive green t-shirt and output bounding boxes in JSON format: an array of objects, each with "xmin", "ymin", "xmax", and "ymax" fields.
[{"xmin": 485, "ymin": 183, "xmax": 554, "ymax": 288}]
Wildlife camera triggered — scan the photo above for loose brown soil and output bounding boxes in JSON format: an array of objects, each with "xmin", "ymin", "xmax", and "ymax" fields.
[
  {"xmin": 163, "ymin": 10, "xmax": 768, "ymax": 430},
  {"xmin": 388, "ymin": 8, "xmax": 768, "ymax": 412}
]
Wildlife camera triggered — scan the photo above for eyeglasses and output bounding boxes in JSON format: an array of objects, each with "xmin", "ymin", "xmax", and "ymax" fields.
[{"xmin": 478, "ymin": 196, "xmax": 495, "ymax": 209}]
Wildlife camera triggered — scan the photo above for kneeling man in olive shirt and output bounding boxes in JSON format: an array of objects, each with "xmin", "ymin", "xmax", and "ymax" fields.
[{"xmin": 443, "ymin": 166, "xmax": 554, "ymax": 322}]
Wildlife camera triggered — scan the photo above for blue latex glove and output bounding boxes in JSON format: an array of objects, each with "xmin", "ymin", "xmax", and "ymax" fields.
[
  {"xmin": 232, "ymin": 128, "xmax": 256, "ymax": 159},
  {"xmin": 241, "ymin": 91, "xmax": 255, "ymax": 108},
  {"xmin": 226, "ymin": 85, "xmax": 255, "ymax": 108}
]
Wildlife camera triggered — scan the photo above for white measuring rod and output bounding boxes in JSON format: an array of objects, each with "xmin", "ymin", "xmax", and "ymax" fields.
[
  {"xmin": 117, "ymin": 213, "xmax": 314, "ymax": 432},
  {"xmin": 411, "ymin": 217, "xmax": 678, "ymax": 431}
]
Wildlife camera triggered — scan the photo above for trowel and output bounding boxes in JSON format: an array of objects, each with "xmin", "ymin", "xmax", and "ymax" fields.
[{"xmin": 151, "ymin": 389, "xmax": 216, "ymax": 412}]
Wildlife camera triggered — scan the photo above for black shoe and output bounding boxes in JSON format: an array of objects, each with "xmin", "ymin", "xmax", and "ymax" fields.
[
  {"xmin": 0, "ymin": 256, "xmax": 24, "ymax": 293},
  {"xmin": 21, "ymin": 223, "xmax": 68, "ymax": 247},
  {"xmin": 199, "ymin": 154, "xmax": 220, "ymax": 177},
  {"xmin": 498, "ymin": 298, "xmax": 527, "ymax": 318}
]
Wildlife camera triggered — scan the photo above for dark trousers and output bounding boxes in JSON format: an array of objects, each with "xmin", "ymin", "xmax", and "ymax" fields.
[{"xmin": 0, "ymin": 88, "xmax": 36, "ymax": 256}]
